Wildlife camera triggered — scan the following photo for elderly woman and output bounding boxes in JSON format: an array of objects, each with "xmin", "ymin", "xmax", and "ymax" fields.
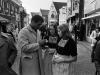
[{"xmin": 52, "ymin": 24, "xmax": 77, "ymax": 75}]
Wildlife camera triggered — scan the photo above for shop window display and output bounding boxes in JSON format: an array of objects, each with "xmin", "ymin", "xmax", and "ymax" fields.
[{"xmin": 87, "ymin": 19, "xmax": 100, "ymax": 37}]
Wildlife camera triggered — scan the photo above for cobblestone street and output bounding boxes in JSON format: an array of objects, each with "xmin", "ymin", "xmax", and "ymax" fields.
[
  {"xmin": 12, "ymin": 41, "xmax": 96, "ymax": 75},
  {"xmin": 73, "ymin": 42, "xmax": 95, "ymax": 75}
]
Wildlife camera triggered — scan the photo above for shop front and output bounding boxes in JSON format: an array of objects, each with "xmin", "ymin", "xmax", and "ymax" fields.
[
  {"xmin": 82, "ymin": 0, "xmax": 100, "ymax": 42},
  {"xmin": 82, "ymin": 12, "xmax": 100, "ymax": 42}
]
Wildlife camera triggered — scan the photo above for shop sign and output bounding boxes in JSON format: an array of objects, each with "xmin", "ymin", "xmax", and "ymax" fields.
[
  {"xmin": 91, "ymin": 0, "xmax": 96, "ymax": 11},
  {"xmin": 67, "ymin": 0, "xmax": 72, "ymax": 16}
]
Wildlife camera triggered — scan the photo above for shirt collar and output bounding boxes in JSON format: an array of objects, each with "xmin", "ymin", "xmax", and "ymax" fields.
[{"xmin": 27, "ymin": 25, "xmax": 37, "ymax": 36}]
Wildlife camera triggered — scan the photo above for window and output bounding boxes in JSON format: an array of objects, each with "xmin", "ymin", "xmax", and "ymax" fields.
[
  {"xmin": 73, "ymin": 0, "xmax": 79, "ymax": 10},
  {"xmin": 7, "ymin": 3, "xmax": 9, "ymax": 8},
  {"xmin": 2, "ymin": 0, "xmax": 4, "ymax": 8},
  {"xmin": 15, "ymin": 8, "xmax": 17, "ymax": 12},
  {"xmin": 1, "ymin": 0, "xmax": 2, "ymax": 6}
]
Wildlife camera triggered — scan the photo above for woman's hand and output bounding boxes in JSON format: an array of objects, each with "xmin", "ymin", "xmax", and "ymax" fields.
[
  {"xmin": 52, "ymin": 56, "xmax": 64, "ymax": 63},
  {"xmin": 54, "ymin": 58, "xmax": 64, "ymax": 63},
  {"xmin": 49, "ymin": 49, "xmax": 56, "ymax": 53}
]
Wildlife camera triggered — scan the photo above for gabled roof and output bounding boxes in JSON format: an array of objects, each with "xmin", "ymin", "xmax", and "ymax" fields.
[
  {"xmin": 40, "ymin": 9, "xmax": 49, "ymax": 15},
  {"xmin": 53, "ymin": 2, "xmax": 67, "ymax": 14},
  {"xmin": 31, "ymin": 12, "xmax": 39, "ymax": 16}
]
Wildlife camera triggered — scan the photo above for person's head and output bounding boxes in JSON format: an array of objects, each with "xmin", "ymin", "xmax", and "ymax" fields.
[
  {"xmin": 6, "ymin": 25, "xmax": 11, "ymax": 32},
  {"xmin": 48, "ymin": 24, "xmax": 58, "ymax": 36},
  {"xmin": 6, "ymin": 23, "xmax": 14, "ymax": 32},
  {"xmin": 49, "ymin": 25, "xmax": 55, "ymax": 36},
  {"xmin": 30, "ymin": 15, "xmax": 44, "ymax": 30},
  {"xmin": 57, "ymin": 24, "xmax": 71, "ymax": 38}
]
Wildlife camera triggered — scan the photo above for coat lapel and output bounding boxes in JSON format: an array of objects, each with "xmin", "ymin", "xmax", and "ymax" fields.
[{"xmin": 27, "ymin": 25, "xmax": 37, "ymax": 36}]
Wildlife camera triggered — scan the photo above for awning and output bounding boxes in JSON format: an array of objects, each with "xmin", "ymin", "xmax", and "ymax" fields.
[
  {"xmin": 0, "ymin": 16, "xmax": 9, "ymax": 22},
  {"xmin": 82, "ymin": 13, "xmax": 100, "ymax": 20}
]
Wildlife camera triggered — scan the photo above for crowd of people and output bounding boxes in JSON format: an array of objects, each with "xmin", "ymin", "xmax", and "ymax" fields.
[{"xmin": 0, "ymin": 14, "xmax": 100, "ymax": 75}]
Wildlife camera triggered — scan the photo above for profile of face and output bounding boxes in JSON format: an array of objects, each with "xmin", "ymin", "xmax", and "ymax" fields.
[
  {"xmin": 31, "ymin": 21, "xmax": 43, "ymax": 30},
  {"xmin": 58, "ymin": 28, "xmax": 62, "ymax": 37},
  {"xmin": 49, "ymin": 26, "xmax": 55, "ymax": 35}
]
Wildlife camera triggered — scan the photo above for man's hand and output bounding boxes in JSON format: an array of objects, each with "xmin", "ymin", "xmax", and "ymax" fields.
[{"xmin": 38, "ymin": 40, "xmax": 46, "ymax": 47}]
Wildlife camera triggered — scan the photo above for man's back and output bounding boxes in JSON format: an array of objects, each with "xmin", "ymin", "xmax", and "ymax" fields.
[{"xmin": 0, "ymin": 32, "xmax": 17, "ymax": 75}]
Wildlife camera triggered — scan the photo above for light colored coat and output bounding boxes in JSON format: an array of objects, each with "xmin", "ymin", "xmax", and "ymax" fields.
[
  {"xmin": 90, "ymin": 30, "xmax": 99, "ymax": 46},
  {"xmin": 18, "ymin": 25, "xmax": 44, "ymax": 75}
]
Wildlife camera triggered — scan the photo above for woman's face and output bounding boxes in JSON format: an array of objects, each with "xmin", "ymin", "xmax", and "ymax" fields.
[
  {"xmin": 50, "ymin": 28, "xmax": 55, "ymax": 35},
  {"xmin": 49, "ymin": 26, "xmax": 55, "ymax": 35},
  {"xmin": 6, "ymin": 26, "xmax": 12, "ymax": 32},
  {"xmin": 58, "ymin": 28, "xmax": 62, "ymax": 37}
]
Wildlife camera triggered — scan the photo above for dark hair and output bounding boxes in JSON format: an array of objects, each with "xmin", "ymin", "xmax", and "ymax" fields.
[{"xmin": 31, "ymin": 15, "xmax": 44, "ymax": 23}]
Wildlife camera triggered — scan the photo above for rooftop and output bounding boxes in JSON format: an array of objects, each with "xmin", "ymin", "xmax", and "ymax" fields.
[
  {"xmin": 53, "ymin": 1, "xmax": 67, "ymax": 14},
  {"xmin": 40, "ymin": 9, "xmax": 49, "ymax": 15}
]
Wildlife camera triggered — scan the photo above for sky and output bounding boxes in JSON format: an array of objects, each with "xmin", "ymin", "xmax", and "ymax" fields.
[{"xmin": 21, "ymin": 0, "xmax": 67, "ymax": 14}]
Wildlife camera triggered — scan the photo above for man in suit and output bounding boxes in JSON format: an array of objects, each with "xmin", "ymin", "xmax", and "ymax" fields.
[
  {"xmin": 0, "ymin": 21, "xmax": 17, "ymax": 75},
  {"xmin": 18, "ymin": 15, "xmax": 46, "ymax": 75}
]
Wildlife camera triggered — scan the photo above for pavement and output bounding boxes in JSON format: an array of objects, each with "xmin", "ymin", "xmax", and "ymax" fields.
[
  {"xmin": 78, "ymin": 41, "xmax": 92, "ymax": 51},
  {"xmin": 74, "ymin": 42, "xmax": 95, "ymax": 75}
]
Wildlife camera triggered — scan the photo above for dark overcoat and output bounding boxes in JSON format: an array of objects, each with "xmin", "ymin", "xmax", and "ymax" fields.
[{"xmin": 0, "ymin": 32, "xmax": 17, "ymax": 75}]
